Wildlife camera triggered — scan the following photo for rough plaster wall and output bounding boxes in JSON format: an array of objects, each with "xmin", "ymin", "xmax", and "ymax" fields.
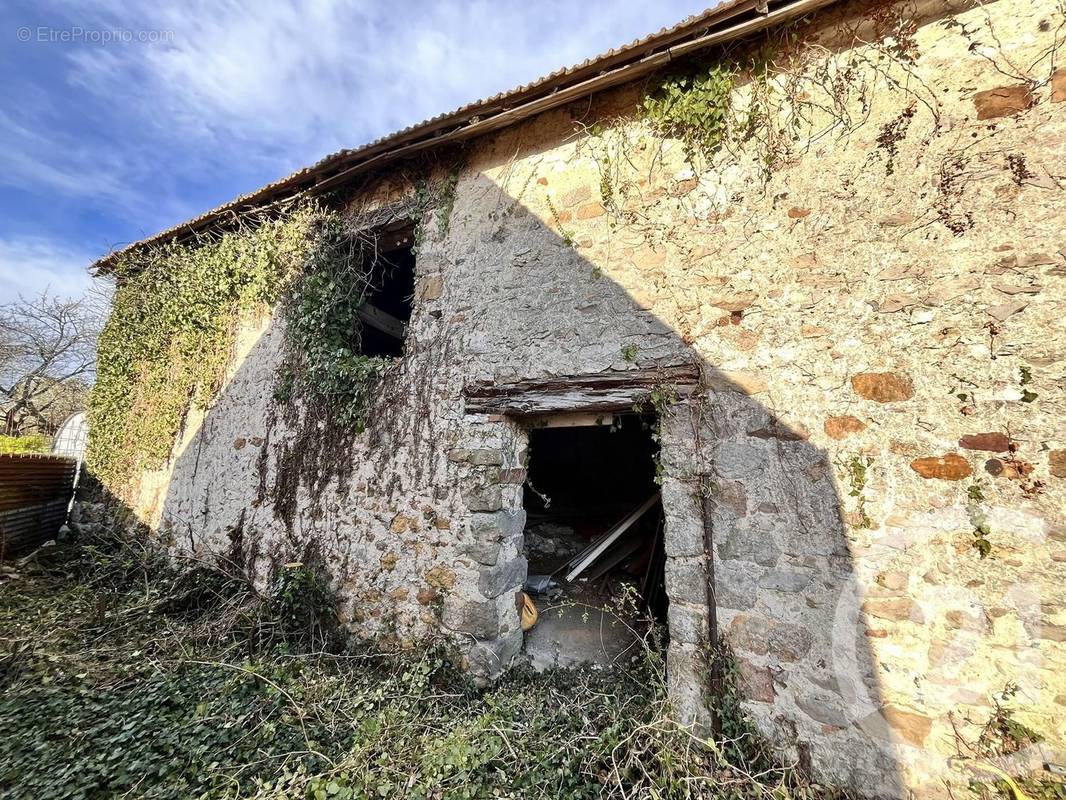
[{"xmin": 102, "ymin": 0, "xmax": 1066, "ymax": 795}]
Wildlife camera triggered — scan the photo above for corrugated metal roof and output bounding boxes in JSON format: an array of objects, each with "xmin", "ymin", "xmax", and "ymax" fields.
[{"xmin": 93, "ymin": 0, "xmax": 827, "ymax": 272}]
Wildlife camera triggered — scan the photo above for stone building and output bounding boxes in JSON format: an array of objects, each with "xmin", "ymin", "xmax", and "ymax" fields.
[{"xmin": 87, "ymin": 0, "xmax": 1065, "ymax": 796}]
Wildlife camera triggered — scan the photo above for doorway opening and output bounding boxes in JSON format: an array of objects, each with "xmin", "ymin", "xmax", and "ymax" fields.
[{"xmin": 520, "ymin": 412, "xmax": 667, "ymax": 669}]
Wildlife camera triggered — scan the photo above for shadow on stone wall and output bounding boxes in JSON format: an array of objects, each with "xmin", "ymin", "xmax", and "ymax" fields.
[
  {"xmin": 83, "ymin": 1, "xmax": 1066, "ymax": 793},
  {"xmin": 109, "ymin": 161, "xmax": 915, "ymax": 796}
]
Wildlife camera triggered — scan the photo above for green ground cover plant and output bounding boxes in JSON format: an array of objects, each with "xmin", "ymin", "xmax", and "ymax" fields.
[{"xmin": 0, "ymin": 526, "xmax": 847, "ymax": 800}]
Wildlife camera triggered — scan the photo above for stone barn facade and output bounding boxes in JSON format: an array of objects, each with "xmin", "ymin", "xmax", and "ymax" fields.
[{"xmin": 86, "ymin": 0, "xmax": 1065, "ymax": 796}]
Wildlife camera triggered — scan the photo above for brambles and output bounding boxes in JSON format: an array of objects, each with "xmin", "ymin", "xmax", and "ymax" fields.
[{"xmin": 267, "ymin": 560, "xmax": 341, "ymax": 649}]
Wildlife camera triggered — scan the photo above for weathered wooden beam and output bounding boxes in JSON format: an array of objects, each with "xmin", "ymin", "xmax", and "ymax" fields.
[
  {"xmin": 463, "ymin": 364, "xmax": 699, "ymax": 416},
  {"xmin": 357, "ymin": 303, "xmax": 406, "ymax": 340}
]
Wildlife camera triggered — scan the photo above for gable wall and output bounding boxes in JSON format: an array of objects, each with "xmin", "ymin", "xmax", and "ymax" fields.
[{"xmin": 93, "ymin": 0, "xmax": 1065, "ymax": 795}]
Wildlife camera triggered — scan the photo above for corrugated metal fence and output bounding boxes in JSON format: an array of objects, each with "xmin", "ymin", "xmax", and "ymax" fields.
[{"xmin": 0, "ymin": 453, "xmax": 78, "ymax": 559}]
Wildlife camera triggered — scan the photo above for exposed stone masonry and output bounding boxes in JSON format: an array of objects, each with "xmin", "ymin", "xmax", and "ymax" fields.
[{"xmin": 88, "ymin": 0, "xmax": 1066, "ymax": 796}]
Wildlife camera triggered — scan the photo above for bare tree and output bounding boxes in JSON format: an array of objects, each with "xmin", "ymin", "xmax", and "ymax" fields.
[{"xmin": 0, "ymin": 286, "xmax": 109, "ymax": 436}]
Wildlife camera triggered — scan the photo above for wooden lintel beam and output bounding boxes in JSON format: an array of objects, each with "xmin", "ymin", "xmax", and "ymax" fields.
[{"xmin": 463, "ymin": 364, "xmax": 699, "ymax": 416}]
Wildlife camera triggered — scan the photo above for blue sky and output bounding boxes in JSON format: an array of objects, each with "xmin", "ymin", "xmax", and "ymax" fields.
[{"xmin": 0, "ymin": 0, "xmax": 713, "ymax": 301}]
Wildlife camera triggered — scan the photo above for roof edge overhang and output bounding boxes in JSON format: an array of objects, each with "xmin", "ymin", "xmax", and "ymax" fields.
[{"xmin": 92, "ymin": 0, "xmax": 838, "ymax": 274}]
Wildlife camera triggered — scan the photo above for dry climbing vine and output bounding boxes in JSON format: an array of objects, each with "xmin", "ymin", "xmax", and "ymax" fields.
[{"xmin": 577, "ymin": 4, "xmax": 951, "ymax": 248}]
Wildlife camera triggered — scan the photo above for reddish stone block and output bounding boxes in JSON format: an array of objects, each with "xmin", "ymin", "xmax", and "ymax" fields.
[
  {"xmin": 672, "ymin": 177, "xmax": 699, "ymax": 196},
  {"xmin": 711, "ymin": 291, "xmax": 757, "ymax": 312},
  {"xmin": 851, "ymin": 372, "xmax": 914, "ymax": 402},
  {"xmin": 824, "ymin": 415, "xmax": 866, "ymax": 440},
  {"xmin": 881, "ymin": 705, "xmax": 933, "ymax": 746},
  {"xmin": 416, "ymin": 587, "xmax": 438, "ymax": 605},
  {"xmin": 748, "ymin": 421, "xmax": 810, "ymax": 441},
  {"xmin": 1052, "ymin": 68, "xmax": 1066, "ymax": 103},
  {"xmin": 560, "ymin": 186, "xmax": 591, "ymax": 207},
  {"xmin": 575, "ymin": 202, "xmax": 606, "ymax": 220},
  {"xmin": 973, "ymin": 84, "xmax": 1035, "ymax": 119},
  {"xmin": 736, "ymin": 658, "xmax": 775, "ymax": 703},
  {"xmin": 497, "ymin": 468, "xmax": 527, "ymax": 484},
  {"xmin": 863, "ymin": 597, "xmax": 924, "ymax": 623},
  {"xmin": 910, "ymin": 453, "xmax": 972, "ymax": 480},
  {"xmin": 958, "ymin": 432, "xmax": 1010, "ymax": 452}
]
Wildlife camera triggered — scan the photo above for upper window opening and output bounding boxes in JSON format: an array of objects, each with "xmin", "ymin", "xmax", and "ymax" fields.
[{"xmin": 359, "ymin": 224, "xmax": 415, "ymax": 359}]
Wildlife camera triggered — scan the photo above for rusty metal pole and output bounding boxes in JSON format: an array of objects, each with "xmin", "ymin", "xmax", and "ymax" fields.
[{"xmin": 701, "ymin": 478, "xmax": 722, "ymax": 736}]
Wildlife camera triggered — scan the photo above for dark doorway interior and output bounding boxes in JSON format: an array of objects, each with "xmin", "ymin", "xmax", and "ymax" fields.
[{"xmin": 522, "ymin": 413, "xmax": 667, "ymax": 668}]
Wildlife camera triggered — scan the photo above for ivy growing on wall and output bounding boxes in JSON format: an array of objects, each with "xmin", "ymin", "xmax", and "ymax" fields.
[
  {"xmin": 88, "ymin": 207, "xmax": 321, "ymax": 490},
  {"xmin": 87, "ymin": 203, "xmax": 393, "ymax": 496},
  {"xmin": 642, "ymin": 62, "xmax": 736, "ymax": 159},
  {"xmin": 276, "ymin": 214, "xmax": 390, "ymax": 432}
]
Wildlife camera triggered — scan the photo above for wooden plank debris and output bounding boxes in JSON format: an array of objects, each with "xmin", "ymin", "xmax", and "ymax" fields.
[
  {"xmin": 564, "ymin": 493, "xmax": 660, "ymax": 582},
  {"xmin": 587, "ymin": 535, "xmax": 646, "ymax": 581},
  {"xmin": 641, "ymin": 516, "xmax": 666, "ymax": 611},
  {"xmin": 357, "ymin": 303, "xmax": 406, "ymax": 340}
]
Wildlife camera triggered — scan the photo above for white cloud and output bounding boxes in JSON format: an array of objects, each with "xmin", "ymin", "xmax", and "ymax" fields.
[
  {"xmin": 0, "ymin": 236, "xmax": 95, "ymax": 302},
  {"xmin": 3, "ymin": 0, "xmax": 712, "ymax": 260},
  {"xmin": 64, "ymin": 0, "xmax": 713, "ymax": 168},
  {"xmin": 0, "ymin": 110, "xmax": 138, "ymax": 207}
]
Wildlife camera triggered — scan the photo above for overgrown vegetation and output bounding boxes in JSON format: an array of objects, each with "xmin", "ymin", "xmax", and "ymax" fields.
[
  {"xmin": 0, "ymin": 434, "xmax": 48, "ymax": 454},
  {"xmin": 951, "ymin": 684, "xmax": 1061, "ymax": 800},
  {"xmin": 844, "ymin": 455, "xmax": 874, "ymax": 530},
  {"xmin": 638, "ymin": 27, "xmax": 819, "ymax": 174},
  {"xmin": 1018, "ymin": 367, "xmax": 1038, "ymax": 405},
  {"xmin": 965, "ymin": 482, "xmax": 992, "ymax": 558},
  {"xmin": 87, "ymin": 204, "xmax": 394, "ymax": 499},
  {"xmin": 0, "ymin": 529, "xmax": 846, "ymax": 800},
  {"xmin": 546, "ymin": 193, "xmax": 576, "ymax": 247},
  {"xmin": 635, "ymin": 383, "xmax": 680, "ymax": 487},
  {"xmin": 642, "ymin": 62, "xmax": 736, "ymax": 159},
  {"xmin": 276, "ymin": 214, "xmax": 390, "ymax": 431},
  {"xmin": 87, "ymin": 207, "xmax": 322, "ymax": 490}
]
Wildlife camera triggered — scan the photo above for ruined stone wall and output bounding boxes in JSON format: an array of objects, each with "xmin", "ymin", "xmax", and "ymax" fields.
[{"xmin": 99, "ymin": 0, "xmax": 1066, "ymax": 795}]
